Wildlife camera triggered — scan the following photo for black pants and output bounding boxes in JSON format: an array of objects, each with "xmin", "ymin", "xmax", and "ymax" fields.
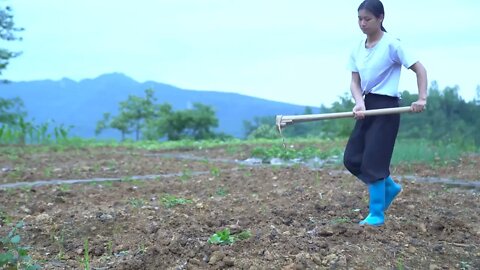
[{"xmin": 343, "ymin": 94, "xmax": 400, "ymax": 184}]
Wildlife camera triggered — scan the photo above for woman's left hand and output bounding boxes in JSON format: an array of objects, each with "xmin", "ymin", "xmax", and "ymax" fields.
[{"xmin": 411, "ymin": 99, "xmax": 427, "ymax": 112}]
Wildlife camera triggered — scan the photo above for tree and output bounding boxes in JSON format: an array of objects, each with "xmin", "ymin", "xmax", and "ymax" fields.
[
  {"xmin": 243, "ymin": 116, "xmax": 274, "ymax": 138},
  {"xmin": 0, "ymin": 97, "xmax": 25, "ymax": 124},
  {"xmin": 0, "ymin": 5, "xmax": 23, "ymax": 78},
  {"xmin": 319, "ymin": 93, "xmax": 355, "ymax": 138},
  {"xmin": 119, "ymin": 88, "xmax": 156, "ymax": 140},
  {"xmin": 187, "ymin": 103, "xmax": 218, "ymax": 140},
  {"xmin": 398, "ymin": 82, "xmax": 480, "ymax": 148},
  {"xmin": 475, "ymin": 85, "xmax": 480, "ymax": 106},
  {"xmin": 95, "ymin": 89, "xmax": 156, "ymax": 141},
  {"xmin": 147, "ymin": 103, "xmax": 220, "ymax": 141},
  {"xmin": 97, "ymin": 89, "xmax": 221, "ymax": 141},
  {"xmin": 1, "ymin": 4, "xmax": 24, "ymax": 125}
]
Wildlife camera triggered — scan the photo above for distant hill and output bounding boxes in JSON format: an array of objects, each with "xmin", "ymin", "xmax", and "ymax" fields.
[{"xmin": 1, "ymin": 73, "xmax": 316, "ymax": 139}]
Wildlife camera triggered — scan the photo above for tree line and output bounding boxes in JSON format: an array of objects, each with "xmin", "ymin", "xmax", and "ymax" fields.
[{"xmin": 95, "ymin": 89, "xmax": 228, "ymax": 141}]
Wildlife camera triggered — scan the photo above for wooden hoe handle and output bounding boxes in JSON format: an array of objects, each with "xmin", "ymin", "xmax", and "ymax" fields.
[{"xmin": 276, "ymin": 106, "xmax": 412, "ymax": 129}]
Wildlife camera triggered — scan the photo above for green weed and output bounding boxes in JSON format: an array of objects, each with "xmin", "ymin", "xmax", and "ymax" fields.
[
  {"xmin": 0, "ymin": 210, "xmax": 12, "ymax": 225},
  {"xmin": 210, "ymin": 166, "xmax": 221, "ymax": 178},
  {"xmin": 58, "ymin": 184, "xmax": 70, "ymax": 192},
  {"xmin": 128, "ymin": 198, "xmax": 146, "ymax": 208},
  {"xmin": 99, "ymin": 181, "xmax": 114, "ymax": 188},
  {"xmin": 106, "ymin": 240, "xmax": 113, "ymax": 256},
  {"xmin": 0, "ymin": 221, "xmax": 41, "ymax": 269},
  {"xmin": 51, "ymin": 229, "xmax": 65, "ymax": 260},
  {"xmin": 330, "ymin": 217, "xmax": 351, "ymax": 224},
  {"xmin": 215, "ymin": 187, "xmax": 228, "ymax": 196},
  {"xmin": 161, "ymin": 194, "xmax": 192, "ymax": 208},
  {"xmin": 226, "ymin": 145, "xmax": 240, "ymax": 155},
  {"xmin": 207, "ymin": 228, "xmax": 251, "ymax": 245},
  {"xmin": 243, "ymin": 171, "xmax": 252, "ymax": 178},
  {"xmin": 392, "ymin": 139, "xmax": 471, "ymax": 164},
  {"xmin": 251, "ymin": 144, "xmax": 341, "ymax": 161},
  {"xmin": 81, "ymin": 238, "xmax": 90, "ymax": 270},
  {"xmin": 396, "ymin": 257, "xmax": 405, "ymax": 270},
  {"xmin": 180, "ymin": 169, "xmax": 192, "ymax": 182},
  {"xmin": 460, "ymin": 261, "xmax": 471, "ymax": 270},
  {"xmin": 137, "ymin": 243, "xmax": 147, "ymax": 254}
]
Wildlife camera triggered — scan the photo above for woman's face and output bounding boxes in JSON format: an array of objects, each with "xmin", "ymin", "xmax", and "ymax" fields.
[{"xmin": 358, "ymin": 9, "xmax": 383, "ymax": 35}]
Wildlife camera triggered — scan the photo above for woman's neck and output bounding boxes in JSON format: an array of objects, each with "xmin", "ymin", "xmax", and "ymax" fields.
[{"xmin": 366, "ymin": 31, "xmax": 384, "ymax": 48}]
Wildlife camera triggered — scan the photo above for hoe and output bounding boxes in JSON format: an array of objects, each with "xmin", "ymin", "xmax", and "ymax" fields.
[{"xmin": 276, "ymin": 106, "xmax": 413, "ymax": 145}]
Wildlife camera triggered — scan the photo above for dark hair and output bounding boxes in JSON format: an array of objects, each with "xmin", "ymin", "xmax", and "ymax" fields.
[{"xmin": 358, "ymin": 0, "xmax": 387, "ymax": 32}]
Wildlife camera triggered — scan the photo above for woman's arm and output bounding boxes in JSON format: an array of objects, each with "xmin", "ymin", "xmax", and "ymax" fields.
[
  {"xmin": 409, "ymin": 61, "xmax": 428, "ymax": 112},
  {"xmin": 350, "ymin": 72, "xmax": 366, "ymax": 119}
]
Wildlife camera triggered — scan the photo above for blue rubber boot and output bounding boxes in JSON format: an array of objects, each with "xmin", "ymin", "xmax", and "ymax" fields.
[
  {"xmin": 384, "ymin": 176, "xmax": 402, "ymax": 211},
  {"xmin": 359, "ymin": 179, "xmax": 385, "ymax": 226}
]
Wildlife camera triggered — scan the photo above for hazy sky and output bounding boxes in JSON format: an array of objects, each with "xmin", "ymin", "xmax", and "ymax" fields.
[{"xmin": 2, "ymin": 0, "xmax": 480, "ymax": 107}]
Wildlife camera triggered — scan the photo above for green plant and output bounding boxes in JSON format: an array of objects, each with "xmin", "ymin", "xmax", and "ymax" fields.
[
  {"xmin": 207, "ymin": 228, "xmax": 251, "ymax": 245},
  {"xmin": 243, "ymin": 171, "xmax": 252, "ymax": 178},
  {"xmin": 81, "ymin": 238, "xmax": 90, "ymax": 270},
  {"xmin": 43, "ymin": 167, "xmax": 53, "ymax": 178},
  {"xmin": 128, "ymin": 198, "xmax": 146, "ymax": 208},
  {"xmin": 106, "ymin": 240, "xmax": 113, "ymax": 256},
  {"xmin": 58, "ymin": 184, "xmax": 70, "ymax": 193},
  {"xmin": 161, "ymin": 195, "xmax": 192, "ymax": 208},
  {"xmin": 392, "ymin": 139, "xmax": 471, "ymax": 165},
  {"xmin": 396, "ymin": 257, "xmax": 405, "ymax": 270},
  {"xmin": 330, "ymin": 217, "xmax": 351, "ymax": 224},
  {"xmin": 0, "ymin": 221, "xmax": 41, "ymax": 269},
  {"xmin": 235, "ymin": 230, "xmax": 252, "ymax": 241},
  {"xmin": 207, "ymin": 228, "xmax": 234, "ymax": 245},
  {"xmin": 210, "ymin": 166, "xmax": 221, "ymax": 178},
  {"xmin": 0, "ymin": 210, "xmax": 12, "ymax": 225},
  {"xmin": 250, "ymin": 144, "xmax": 341, "ymax": 162},
  {"xmin": 226, "ymin": 145, "xmax": 240, "ymax": 155},
  {"xmin": 314, "ymin": 171, "xmax": 322, "ymax": 185},
  {"xmin": 137, "ymin": 242, "xmax": 147, "ymax": 254},
  {"xmin": 459, "ymin": 261, "xmax": 471, "ymax": 270},
  {"xmin": 215, "ymin": 187, "xmax": 228, "ymax": 196},
  {"xmin": 49, "ymin": 226, "xmax": 66, "ymax": 261},
  {"xmin": 124, "ymin": 178, "xmax": 144, "ymax": 187},
  {"xmin": 179, "ymin": 169, "xmax": 192, "ymax": 182}
]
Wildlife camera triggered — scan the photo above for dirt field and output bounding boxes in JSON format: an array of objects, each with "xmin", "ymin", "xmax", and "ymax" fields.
[{"xmin": 0, "ymin": 144, "xmax": 479, "ymax": 269}]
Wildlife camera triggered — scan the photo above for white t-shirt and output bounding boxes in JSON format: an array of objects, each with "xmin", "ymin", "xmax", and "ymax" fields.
[{"xmin": 348, "ymin": 32, "xmax": 418, "ymax": 97}]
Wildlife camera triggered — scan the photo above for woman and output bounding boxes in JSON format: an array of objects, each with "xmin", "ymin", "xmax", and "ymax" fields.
[{"xmin": 344, "ymin": 0, "xmax": 427, "ymax": 226}]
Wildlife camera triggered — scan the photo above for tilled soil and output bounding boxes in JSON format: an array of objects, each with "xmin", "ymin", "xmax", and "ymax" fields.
[{"xmin": 0, "ymin": 145, "xmax": 479, "ymax": 269}]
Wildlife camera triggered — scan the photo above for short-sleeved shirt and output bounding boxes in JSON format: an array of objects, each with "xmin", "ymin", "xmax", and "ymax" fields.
[{"xmin": 348, "ymin": 32, "xmax": 418, "ymax": 97}]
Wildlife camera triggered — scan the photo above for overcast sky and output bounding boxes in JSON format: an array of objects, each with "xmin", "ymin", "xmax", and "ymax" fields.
[{"xmin": 2, "ymin": 0, "xmax": 480, "ymax": 107}]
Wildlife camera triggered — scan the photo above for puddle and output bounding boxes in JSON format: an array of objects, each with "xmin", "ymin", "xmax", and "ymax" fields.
[{"xmin": 153, "ymin": 152, "xmax": 342, "ymax": 168}]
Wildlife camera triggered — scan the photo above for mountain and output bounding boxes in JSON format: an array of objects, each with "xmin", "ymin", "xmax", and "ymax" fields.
[{"xmin": 0, "ymin": 73, "xmax": 315, "ymax": 139}]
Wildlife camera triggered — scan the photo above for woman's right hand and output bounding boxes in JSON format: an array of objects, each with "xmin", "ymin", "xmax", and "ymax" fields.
[{"xmin": 353, "ymin": 102, "xmax": 366, "ymax": 120}]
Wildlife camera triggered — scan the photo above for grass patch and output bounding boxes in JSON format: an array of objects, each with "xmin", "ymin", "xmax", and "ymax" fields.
[
  {"xmin": 251, "ymin": 144, "xmax": 342, "ymax": 161},
  {"xmin": 127, "ymin": 198, "xmax": 147, "ymax": 208},
  {"xmin": 210, "ymin": 166, "xmax": 221, "ymax": 178},
  {"xmin": 330, "ymin": 217, "xmax": 351, "ymax": 224},
  {"xmin": 392, "ymin": 139, "xmax": 474, "ymax": 164},
  {"xmin": 215, "ymin": 187, "xmax": 228, "ymax": 196},
  {"xmin": 161, "ymin": 194, "xmax": 192, "ymax": 208}
]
